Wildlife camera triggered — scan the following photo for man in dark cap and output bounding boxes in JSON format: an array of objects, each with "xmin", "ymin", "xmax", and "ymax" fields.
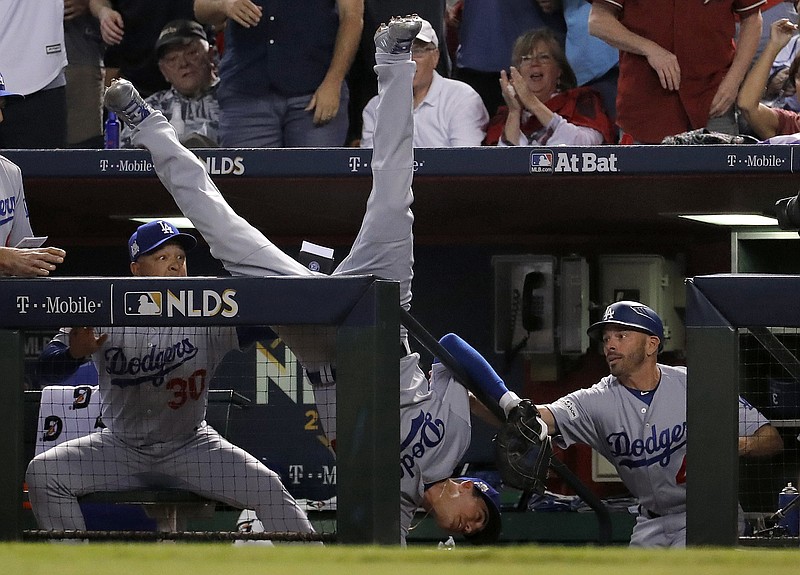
[{"xmin": 121, "ymin": 19, "xmax": 219, "ymax": 147}]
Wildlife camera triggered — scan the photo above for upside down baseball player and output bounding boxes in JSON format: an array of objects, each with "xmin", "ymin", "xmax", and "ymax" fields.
[{"xmin": 98, "ymin": 15, "xmax": 523, "ymax": 545}]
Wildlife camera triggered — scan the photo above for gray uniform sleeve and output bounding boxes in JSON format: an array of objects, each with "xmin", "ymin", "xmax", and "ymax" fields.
[
  {"xmin": 739, "ymin": 396, "xmax": 771, "ymax": 436},
  {"xmin": 0, "ymin": 155, "xmax": 34, "ymax": 246}
]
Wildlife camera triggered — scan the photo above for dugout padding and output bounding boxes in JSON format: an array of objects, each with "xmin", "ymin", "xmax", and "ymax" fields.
[
  {"xmin": 686, "ymin": 275, "xmax": 800, "ymax": 546},
  {"xmin": 0, "ymin": 275, "xmax": 399, "ymax": 544}
]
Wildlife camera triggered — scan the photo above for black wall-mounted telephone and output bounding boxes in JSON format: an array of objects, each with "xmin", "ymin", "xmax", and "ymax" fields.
[
  {"xmin": 506, "ymin": 271, "xmax": 546, "ymax": 363},
  {"xmin": 520, "ymin": 271, "xmax": 545, "ymax": 333}
]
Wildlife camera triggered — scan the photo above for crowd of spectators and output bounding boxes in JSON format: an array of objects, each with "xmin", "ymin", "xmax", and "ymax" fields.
[{"xmin": 7, "ymin": 0, "xmax": 800, "ymax": 148}]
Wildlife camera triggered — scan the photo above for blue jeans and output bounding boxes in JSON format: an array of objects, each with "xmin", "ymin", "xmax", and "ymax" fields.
[{"xmin": 218, "ymin": 83, "xmax": 349, "ymax": 147}]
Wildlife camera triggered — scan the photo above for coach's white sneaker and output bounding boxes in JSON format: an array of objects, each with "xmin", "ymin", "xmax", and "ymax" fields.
[
  {"xmin": 374, "ymin": 14, "xmax": 422, "ymax": 55},
  {"xmin": 103, "ymin": 79, "xmax": 153, "ymax": 128}
]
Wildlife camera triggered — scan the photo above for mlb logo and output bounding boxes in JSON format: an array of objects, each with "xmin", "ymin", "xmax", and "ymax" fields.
[
  {"xmin": 530, "ymin": 151, "xmax": 553, "ymax": 173},
  {"xmin": 125, "ymin": 291, "xmax": 162, "ymax": 316}
]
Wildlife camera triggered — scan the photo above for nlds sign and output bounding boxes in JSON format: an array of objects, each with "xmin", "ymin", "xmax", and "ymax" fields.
[{"xmin": 124, "ymin": 289, "xmax": 239, "ymax": 318}]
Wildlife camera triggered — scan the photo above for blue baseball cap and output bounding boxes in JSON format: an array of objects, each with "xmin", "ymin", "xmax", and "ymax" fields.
[
  {"xmin": 128, "ymin": 220, "xmax": 197, "ymax": 262},
  {"xmin": 458, "ymin": 477, "xmax": 502, "ymax": 545},
  {"xmin": 0, "ymin": 72, "xmax": 23, "ymax": 102},
  {"xmin": 587, "ymin": 300, "xmax": 664, "ymax": 352}
]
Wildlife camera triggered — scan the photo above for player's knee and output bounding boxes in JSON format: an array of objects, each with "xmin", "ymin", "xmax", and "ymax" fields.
[{"xmin": 25, "ymin": 456, "xmax": 47, "ymax": 491}]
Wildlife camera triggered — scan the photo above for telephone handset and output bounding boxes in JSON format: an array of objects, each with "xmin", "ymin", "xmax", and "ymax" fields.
[
  {"xmin": 520, "ymin": 271, "xmax": 545, "ymax": 333},
  {"xmin": 506, "ymin": 271, "xmax": 545, "ymax": 362}
]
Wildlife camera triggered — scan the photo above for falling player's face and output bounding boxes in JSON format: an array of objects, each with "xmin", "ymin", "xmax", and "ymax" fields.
[
  {"xmin": 131, "ymin": 241, "xmax": 188, "ymax": 277},
  {"xmin": 430, "ymin": 480, "xmax": 489, "ymax": 536},
  {"xmin": 601, "ymin": 326, "xmax": 657, "ymax": 377}
]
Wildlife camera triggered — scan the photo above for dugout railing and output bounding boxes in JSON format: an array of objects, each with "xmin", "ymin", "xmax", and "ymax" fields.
[
  {"xmin": 0, "ymin": 275, "xmax": 400, "ymax": 544},
  {"xmin": 686, "ymin": 274, "xmax": 800, "ymax": 546}
]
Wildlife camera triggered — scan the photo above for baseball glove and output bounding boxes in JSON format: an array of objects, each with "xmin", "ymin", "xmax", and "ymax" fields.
[{"xmin": 494, "ymin": 399, "xmax": 552, "ymax": 493}]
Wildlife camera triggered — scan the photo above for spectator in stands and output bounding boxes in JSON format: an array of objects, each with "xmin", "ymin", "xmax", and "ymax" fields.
[
  {"xmin": 0, "ymin": 75, "xmax": 67, "ymax": 276},
  {"xmin": 738, "ymin": 19, "xmax": 800, "ymax": 139},
  {"xmin": 121, "ymin": 20, "xmax": 219, "ymax": 148},
  {"xmin": 534, "ymin": 0, "xmax": 619, "ymax": 122},
  {"xmin": 754, "ymin": 0, "xmax": 798, "ymax": 63},
  {"xmin": 0, "ymin": 0, "xmax": 68, "ymax": 149},
  {"xmin": 64, "ymin": 0, "xmax": 105, "ymax": 148},
  {"xmin": 447, "ymin": 0, "xmax": 566, "ymax": 119},
  {"xmin": 588, "ymin": 0, "xmax": 762, "ymax": 144},
  {"xmin": 346, "ymin": 1, "xmax": 451, "ymax": 146},
  {"xmin": 89, "ymin": 0, "xmax": 196, "ymax": 97},
  {"xmin": 484, "ymin": 28, "xmax": 615, "ymax": 146},
  {"xmin": 194, "ymin": 0, "xmax": 363, "ymax": 147},
  {"xmin": 360, "ymin": 18, "xmax": 488, "ymax": 148},
  {"xmin": 448, "ymin": 0, "xmax": 566, "ymax": 116}
]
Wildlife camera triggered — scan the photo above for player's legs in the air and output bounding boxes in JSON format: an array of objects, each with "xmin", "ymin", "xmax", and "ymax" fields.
[
  {"xmin": 156, "ymin": 426, "xmax": 315, "ymax": 534},
  {"xmin": 309, "ymin": 17, "xmax": 421, "ymax": 446},
  {"xmin": 333, "ymin": 15, "xmax": 418, "ymax": 288},
  {"xmin": 26, "ymin": 430, "xmax": 151, "ymax": 530},
  {"xmin": 104, "ymin": 82, "xmax": 311, "ymax": 279}
]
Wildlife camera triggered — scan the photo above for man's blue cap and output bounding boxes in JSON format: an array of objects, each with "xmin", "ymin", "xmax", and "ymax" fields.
[
  {"xmin": 0, "ymin": 72, "xmax": 23, "ymax": 102},
  {"xmin": 128, "ymin": 220, "xmax": 197, "ymax": 262},
  {"xmin": 458, "ymin": 477, "xmax": 502, "ymax": 545}
]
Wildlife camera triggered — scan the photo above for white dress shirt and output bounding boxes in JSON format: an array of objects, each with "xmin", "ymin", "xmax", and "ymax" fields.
[{"xmin": 361, "ymin": 71, "xmax": 488, "ymax": 148}]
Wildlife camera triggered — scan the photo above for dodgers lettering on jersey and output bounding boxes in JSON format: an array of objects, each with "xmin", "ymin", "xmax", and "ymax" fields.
[
  {"xmin": 0, "ymin": 196, "xmax": 21, "ymax": 226},
  {"xmin": 607, "ymin": 421, "xmax": 687, "ymax": 468},
  {"xmin": 105, "ymin": 338, "xmax": 198, "ymax": 388},
  {"xmin": 400, "ymin": 409, "xmax": 446, "ymax": 479},
  {"xmin": 544, "ymin": 364, "xmax": 688, "ymax": 516}
]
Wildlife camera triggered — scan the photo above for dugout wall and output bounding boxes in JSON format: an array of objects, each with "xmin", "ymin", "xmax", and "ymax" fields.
[
  {"xmin": 686, "ymin": 274, "xmax": 800, "ymax": 546},
  {"xmin": 0, "ymin": 275, "xmax": 400, "ymax": 544}
]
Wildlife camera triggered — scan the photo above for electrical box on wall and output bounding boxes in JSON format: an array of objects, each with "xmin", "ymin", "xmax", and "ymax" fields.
[
  {"xmin": 559, "ymin": 256, "xmax": 590, "ymax": 354},
  {"xmin": 592, "ymin": 450, "xmax": 622, "ymax": 482},
  {"xmin": 493, "ymin": 255, "xmax": 556, "ymax": 355},
  {"xmin": 597, "ymin": 254, "xmax": 685, "ymax": 352}
]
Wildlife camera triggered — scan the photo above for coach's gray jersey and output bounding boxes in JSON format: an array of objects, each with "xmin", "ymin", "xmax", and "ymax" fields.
[
  {"xmin": 544, "ymin": 364, "xmax": 687, "ymax": 516},
  {"xmin": 51, "ymin": 326, "xmax": 238, "ymax": 445},
  {"xmin": 399, "ymin": 359, "xmax": 471, "ymax": 543}
]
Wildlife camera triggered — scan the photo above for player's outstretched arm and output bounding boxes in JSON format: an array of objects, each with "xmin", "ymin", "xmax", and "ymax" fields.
[
  {"xmin": 0, "ymin": 246, "xmax": 65, "ymax": 277},
  {"xmin": 740, "ymin": 423, "xmax": 783, "ymax": 457},
  {"xmin": 438, "ymin": 333, "xmax": 521, "ymax": 417}
]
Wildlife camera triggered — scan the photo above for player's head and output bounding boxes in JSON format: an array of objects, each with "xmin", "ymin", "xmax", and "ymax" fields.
[
  {"xmin": 588, "ymin": 301, "xmax": 664, "ymax": 349},
  {"xmin": 429, "ymin": 477, "xmax": 502, "ymax": 545},
  {"xmin": 128, "ymin": 219, "xmax": 197, "ymax": 277},
  {"xmin": 155, "ymin": 20, "xmax": 215, "ymax": 98},
  {"xmin": 0, "ymin": 71, "xmax": 23, "ymax": 123},
  {"xmin": 410, "ymin": 19, "xmax": 439, "ymax": 93},
  {"xmin": 587, "ymin": 301, "xmax": 664, "ymax": 374}
]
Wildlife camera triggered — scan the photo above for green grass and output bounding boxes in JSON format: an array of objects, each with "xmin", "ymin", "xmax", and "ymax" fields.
[{"xmin": 2, "ymin": 544, "xmax": 800, "ymax": 575}]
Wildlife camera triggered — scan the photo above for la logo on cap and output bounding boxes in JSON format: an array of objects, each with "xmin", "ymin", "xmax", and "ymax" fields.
[{"xmin": 158, "ymin": 220, "xmax": 176, "ymax": 235}]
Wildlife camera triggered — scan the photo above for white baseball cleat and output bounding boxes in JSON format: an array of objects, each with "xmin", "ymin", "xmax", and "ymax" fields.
[
  {"xmin": 103, "ymin": 79, "xmax": 154, "ymax": 128},
  {"xmin": 374, "ymin": 14, "xmax": 423, "ymax": 55}
]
